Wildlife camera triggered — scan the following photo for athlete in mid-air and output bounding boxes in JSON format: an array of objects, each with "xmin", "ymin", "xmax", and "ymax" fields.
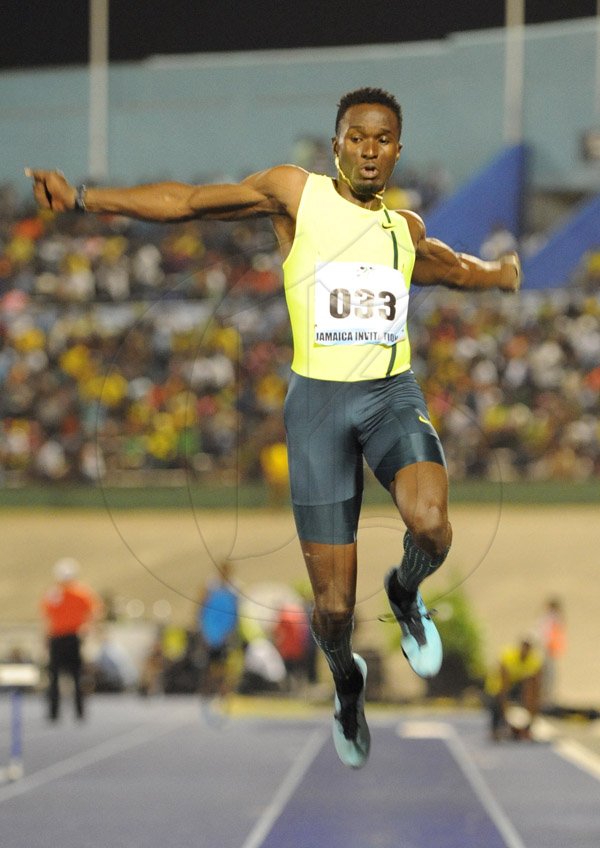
[{"xmin": 27, "ymin": 86, "xmax": 520, "ymax": 768}]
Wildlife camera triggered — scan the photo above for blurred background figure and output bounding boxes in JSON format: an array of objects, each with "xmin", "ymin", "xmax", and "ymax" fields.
[
  {"xmin": 138, "ymin": 638, "xmax": 167, "ymax": 697},
  {"xmin": 537, "ymin": 596, "xmax": 567, "ymax": 709},
  {"xmin": 479, "ymin": 221, "xmax": 519, "ymax": 260},
  {"xmin": 195, "ymin": 560, "xmax": 240, "ymax": 696},
  {"xmin": 295, "ymin": 581, "xmax": 318, "ymax": 687},
  {"xmin": 273, "ymin": 600, "xmax": 311, "ymax": 693},
  {"xmin": 237, "ymin": 621, "xmax": 286, "ymax": 696},
  {"xmin": 259, "ymin": 439, "xmax": 290, "ymax": 507},
  {"xmin": 40, "ymin": 557, "xmax": 103, "ymax": 721},
  {"xmin": 88, "ymin": 624, "xmax": 139, "ymax": 693},
  {"xmin": 483, "ymin": 634, "xmax": 543, "ymax": 742}
]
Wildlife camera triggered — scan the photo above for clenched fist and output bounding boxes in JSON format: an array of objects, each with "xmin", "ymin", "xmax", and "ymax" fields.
[
  {"xmin": 498, "ymin": 251, "xmax": 521, "ymax": 293},
  {"xmin": 25, "ymin": 168, "xmax": 77, "ymax": 212}
]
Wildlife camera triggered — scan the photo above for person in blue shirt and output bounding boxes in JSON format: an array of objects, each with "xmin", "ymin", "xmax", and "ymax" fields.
[{"xmin": 197, "ymin": 560, "xmax": 239, "ymax": 695}]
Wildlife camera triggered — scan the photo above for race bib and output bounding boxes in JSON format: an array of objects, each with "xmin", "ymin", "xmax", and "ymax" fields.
[{"xmin": 314, "ymin": 261, "xmax": 409, "ymax": 346}]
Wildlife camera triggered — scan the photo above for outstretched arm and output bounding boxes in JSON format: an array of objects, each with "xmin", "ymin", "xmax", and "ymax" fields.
[
  {"xmin": 398, "ymin": 209, "xmax": 521, "ymax": 292},
  {"xmin": 25, "ymin": 165, "xmax": 306, "ymax": 223}
]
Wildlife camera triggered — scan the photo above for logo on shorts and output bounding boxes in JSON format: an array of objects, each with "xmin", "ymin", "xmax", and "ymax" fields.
[{"xmin": 417, "ymin": 412, "xmax": 431, "ymax": 426}]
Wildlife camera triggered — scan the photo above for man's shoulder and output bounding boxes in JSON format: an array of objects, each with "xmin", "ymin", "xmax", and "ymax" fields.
[
  {"xmin": 244, "ymin": 165, "xmax": 309, "ymax": 218},
  {"xmin": 268, "ymin": 164, "xmax": 310, "ymax": 179},
  {"xmin": 392, "ymin": 208, "xmax": 425, "ymax": 243},
  {"xmin": 248, "ymin": 164, "xmax": 309, "ymax": 193}
]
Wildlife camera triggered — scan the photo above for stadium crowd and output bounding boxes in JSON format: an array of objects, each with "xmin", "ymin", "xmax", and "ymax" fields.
[{"xmin": 0, "ymin": 182, "xmax": 598, "ymax": 488}]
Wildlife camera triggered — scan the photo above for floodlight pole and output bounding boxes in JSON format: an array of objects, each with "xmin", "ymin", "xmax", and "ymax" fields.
[
  {"xmin": 503, "ymin": 0, "xmax": 525, "ymax": 145},
  {"xmin": 88, "ymin": 0, "xmax": 109, "ymax": 179},
  {"xmin": 595, "ymin": 0, "xmax": 600, "ymax": 119}
]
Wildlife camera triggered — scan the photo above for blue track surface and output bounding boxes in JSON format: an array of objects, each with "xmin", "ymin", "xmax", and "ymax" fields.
[
  {"xmin": 260, "ymin": 732, "xmax": 507, "ymax": 848},
  {"xmin": 0, "ymin": 695, "xmax": 599, "ymax": 848}
]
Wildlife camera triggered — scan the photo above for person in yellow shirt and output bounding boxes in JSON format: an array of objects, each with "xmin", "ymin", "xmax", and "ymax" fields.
[
  {"xmin": 260, "ymin": 440, "xmax": 289, "ymax": 506},
  {"xmin": 484, "ymin": 636, "xmax": 543, "ymax": 742},
  {"xmin": 26, "ymin": 87, "xmax": 520, "ymax": 768}
]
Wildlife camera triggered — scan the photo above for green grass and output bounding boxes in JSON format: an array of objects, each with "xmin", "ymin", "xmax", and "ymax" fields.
[
  {"xmin": 0, "ymin": 479, "xmax": 597, "ymax": 509},
  {"xmin": 448, "ymin": 480, "xmax": 599, "ymax": 505}
]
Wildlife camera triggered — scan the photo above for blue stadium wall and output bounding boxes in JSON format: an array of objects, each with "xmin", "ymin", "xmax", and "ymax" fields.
[
  {"xmin": 422, "ymin": 146, "xmax": 600, "ymax": 289},
  {"xmin": 2, "ymin": 18, "xmax": 600, "ymax": 194},
  {"xmin": 424, "ymin": 144, "xmax": 526, "ymax": 255}
]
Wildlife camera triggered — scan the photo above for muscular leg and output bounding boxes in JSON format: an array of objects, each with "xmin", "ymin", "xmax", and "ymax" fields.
[
  {"xmin": 390, "ymin": 460, "xmax": 452, "ymax": 591},
  {"xmin": 301, "ymin": 539, "xmax": 360, "ymax": 687},
  {"xmin": 302, "ymin": 537, "xmax": 371, "ymax": 767},
  {"xmin": 382, "ymin": 460, "xmax": 451, "ymax": 678}
]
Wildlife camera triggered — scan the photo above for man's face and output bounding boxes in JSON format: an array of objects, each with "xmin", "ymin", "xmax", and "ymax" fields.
[{"xmin": 333, "ymin": 102, "xmax": 402, "ymax": 198}]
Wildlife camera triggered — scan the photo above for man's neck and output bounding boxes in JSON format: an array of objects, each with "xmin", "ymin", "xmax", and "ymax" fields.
[{"xmin": 333, "ymin": 168, "xmax": 384, "ymax": 210}]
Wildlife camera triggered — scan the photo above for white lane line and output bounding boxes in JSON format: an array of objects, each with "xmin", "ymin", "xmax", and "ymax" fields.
[
  {"xmin": 522, "ymin": 715, "xmax": 600, "ymax": 780},
  {"xmin": 398, "ymin": 721, "xmax": 526, "ymax": 848},
  {"xmin": 0, "ymin": 718, "xmax": 194, "ymax": 803},
  {"xmin": 399, "ymin": 720, "xmax": 454, "ymax": 738},
  {"xmin": 239, "ymin": 729, "xmax": 327, "ymax": 848},
  {"xmin": 554, "ymin": 739, "xmax": 600, "ymax": 781},
  {"xmin": 444, "ymin": 731, "xmax": 527, "ymax": 848}
]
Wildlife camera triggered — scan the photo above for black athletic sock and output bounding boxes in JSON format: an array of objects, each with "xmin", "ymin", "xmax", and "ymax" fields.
[
  {"xmin": 394, "ymin": 530, "xmax": 449, "ymax": 595},
  {"xmin": 311, "ymin": 618, "xmax": 358, "ymax": 688},
  {"xmin": 335, "ymin": 664, "xmax": 363, "ymax": 695}
]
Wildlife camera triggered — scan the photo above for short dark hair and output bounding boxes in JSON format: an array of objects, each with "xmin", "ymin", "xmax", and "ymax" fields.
[{"xmin": 335, "ymin": 87, "xmax": 402, "ymax": 137}]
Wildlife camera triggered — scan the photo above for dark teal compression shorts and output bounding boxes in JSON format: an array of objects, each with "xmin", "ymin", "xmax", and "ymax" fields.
[{"xmin": 284, "ymin": 370, "xmax": 446, "ymax": 545}]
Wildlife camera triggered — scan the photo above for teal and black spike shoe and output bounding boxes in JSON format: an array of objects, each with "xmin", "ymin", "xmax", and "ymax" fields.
[
  {"xmin": 384, "ymin": 568, "xmax": 442, "ymax": 678},
  {"xmin": 332, "ymin": 653, "xmax": 371, "ymax": 769}
]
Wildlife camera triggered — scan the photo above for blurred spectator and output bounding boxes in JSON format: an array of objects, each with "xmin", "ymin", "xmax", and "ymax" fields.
[
  {"xmin": 260, "ymin": 439, "xmax": 289, "ymax": 506},
  {"xmin": 273, "ymin": 601, "xmax": 312, "ymax": 692},
  {"xmin": 162, "ymin": 630, "xmax": 205, "ymax": 694},
  {"xmin": 483, "ymin": 635, "xmax": 543, "ymax": 742},
  {"xmin": 40, "ymin": 557, "xmax": 103, "ymax": 721},
  {"xmin": 100, "ymin": 590, "xmax": 119, "ymax": 622},
  {"xmin": 138, "ymin": 638, "xmax": 166, "ymax": 697},
  {"xmin": 536, "ymin": 596, "xmax": 567, "ymax": 709},
  {"xmin": 0, "ymin": 195, "xmax": 598, "ymax": 490},
  {"xmin": 295, "ymin": 581, "xmax": 318, "ymax": 685},
  {"xmin": 196, "ymin": 561, "xmax": 240, "ymax": 696},
  {"xmin": 480, "ymin": 223, "xmax": 518, "ymax": 261},
  {"xmin": 89, "ymin": 625, "xmax": 139, "ymax": 693},
  {"xmin": 237, "ymin": 634, "xmax": 286, "ymax": 695}
]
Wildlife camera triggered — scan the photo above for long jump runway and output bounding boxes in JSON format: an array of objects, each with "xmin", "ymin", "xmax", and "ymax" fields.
[{"xmin": 0, "ymin": 695, "xmax": 598, "ymax": 848}]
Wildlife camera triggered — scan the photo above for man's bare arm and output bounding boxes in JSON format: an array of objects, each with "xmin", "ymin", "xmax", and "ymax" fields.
[
  {"xmin": 25, "ymin": 165, "xmax": 307, "ymax": 223},
  {"xmin": 398, "ymin": 209, "xmax": 521, "ymax": 292}
]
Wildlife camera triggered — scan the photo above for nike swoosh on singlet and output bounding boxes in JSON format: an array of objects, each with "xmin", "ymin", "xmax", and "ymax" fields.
[{"xmin": 418, "ymin": 414, "xmax": 431, "ymax": 425}]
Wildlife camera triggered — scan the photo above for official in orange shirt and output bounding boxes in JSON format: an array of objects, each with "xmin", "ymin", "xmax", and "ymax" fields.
[{"xmin": 40, "ymin": 558, "xmax": 102, "ymax": 721}]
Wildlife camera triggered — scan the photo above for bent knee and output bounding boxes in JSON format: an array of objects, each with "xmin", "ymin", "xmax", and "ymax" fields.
[{"xmin": 405, "ymin": 505, "xmax": 451, "ymax": 556}]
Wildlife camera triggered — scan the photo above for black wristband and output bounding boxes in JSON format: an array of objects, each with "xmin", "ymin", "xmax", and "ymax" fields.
[{"xmin": 74, "ymin": 184, "xmax": 88, "ymax": 213}]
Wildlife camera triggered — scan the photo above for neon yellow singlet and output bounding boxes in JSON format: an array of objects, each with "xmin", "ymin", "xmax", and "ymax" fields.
[{"xmin": 283, "ymin": 173, "xmax": 416, "ymax": 382}]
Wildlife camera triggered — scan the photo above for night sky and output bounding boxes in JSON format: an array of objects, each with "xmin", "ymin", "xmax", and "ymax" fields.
[{"xmin": 1, "ymin": 0, "xmax": 597, "ymax": 70}]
